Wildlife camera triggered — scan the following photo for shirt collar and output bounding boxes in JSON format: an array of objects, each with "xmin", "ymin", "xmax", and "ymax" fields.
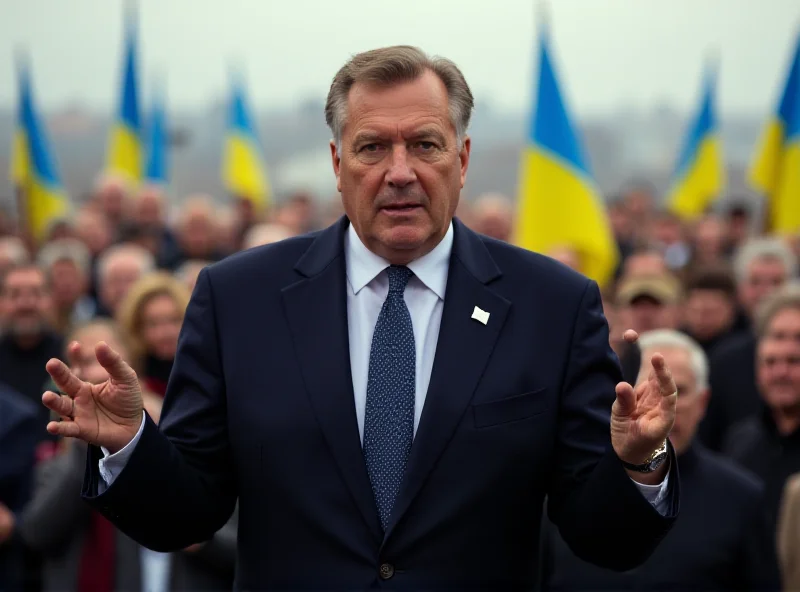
[{"xmin": 345, "ymin": 221, "xmax": 453, "ymax": 300}]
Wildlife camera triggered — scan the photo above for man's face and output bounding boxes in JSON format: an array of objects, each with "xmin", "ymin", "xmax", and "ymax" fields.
[
  {"xmin": 739, "ymin": 258, "xmax": 788, "ymax": 319},
  {"xmin": 757, "ymin": 314, "xmax": 800, "ymax": 412},
  {"xmin": 684, "ymin": 289, "xmax": 735, "ymax": 341},
  {"xmin": 638, "ymin": 346, "xmax": 707, "ymax": 454},
  {"xmin": 625, "ymin": 296, "xmax": 676, "ymax": 333},
  {"xmin": 49, "ymin": 259, "xmax": 87, "ymax": 310},
  {"xmin": 0, "ymin": 268, "xmax": 51, "ymax": 338},
  {"xmin": 331, "ymin": 71, "xmax": 470, "ymax": 264},
  {"xmin": 101, "ymin": 259, "xmax": 143, "ymax": 314}
]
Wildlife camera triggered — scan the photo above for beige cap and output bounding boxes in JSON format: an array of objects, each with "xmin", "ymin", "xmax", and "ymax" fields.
[{"xmin": 617, "ymin": 274, "xmax": 681, "ymax": 306}]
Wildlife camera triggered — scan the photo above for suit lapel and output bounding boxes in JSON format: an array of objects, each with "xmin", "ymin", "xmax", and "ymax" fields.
[
  {"xmin": 383, "ymin": 220, "xmax": 511, "ymax": 542},
  {"xmin": 281, "ymin": 217, "xmax": 383, "ymax": 543}
]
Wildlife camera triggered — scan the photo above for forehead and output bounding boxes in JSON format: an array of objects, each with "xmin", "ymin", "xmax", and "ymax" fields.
[
  {"xmin": 642, "ymin": 346, "xmax": 693, "ymax": 375},
  {"xmin": 345, "ymin": 71, "xmax": 452, "ymax": 137},
  {"xmin": 767, "ymin": 307, "xmax": 800, "ymax": 330},
  {"xmin": 749, "ymin": 257, "xmax": 787, "ymax": 273},
  {"xmin": 759, "ymin": 336, "xmax": 800, "ymax": 357},
  {"xmin": 6, "ymin": 268, "xmax": 44, "ymax": 286}
]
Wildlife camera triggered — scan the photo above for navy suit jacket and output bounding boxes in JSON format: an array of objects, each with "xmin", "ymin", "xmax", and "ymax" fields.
[{"xmin": 82, "ymin": 216, "xmax": 679, "ymax": 590}]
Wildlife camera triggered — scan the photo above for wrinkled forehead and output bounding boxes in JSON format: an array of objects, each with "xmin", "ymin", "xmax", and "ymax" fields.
[
  {"xmin": 759, "ymin": 336, "xmax": 800, "ymax": 359},
  {"xmin": 344, "ymin": 73, "xmax": 454, "ymax": 138}
]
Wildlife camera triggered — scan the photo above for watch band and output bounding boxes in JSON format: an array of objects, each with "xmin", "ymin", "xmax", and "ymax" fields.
[{"xmin": 621, "ymin": 440, "xmax": 668, "ymax": 473}]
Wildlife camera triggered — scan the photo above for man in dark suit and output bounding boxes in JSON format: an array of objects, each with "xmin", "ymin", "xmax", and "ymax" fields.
[
  {"xmin": 41, "ymin": 46, "xmax": 680, "ymax": 589},
  {"xmin": 540, "ymin": 329, "xmax": 781, "ymax": 591}
]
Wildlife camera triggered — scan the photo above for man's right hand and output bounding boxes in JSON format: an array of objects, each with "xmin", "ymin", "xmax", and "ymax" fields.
[{"xmin": 42, "ymin": 341, "xmax": 143, "ymax": 454}]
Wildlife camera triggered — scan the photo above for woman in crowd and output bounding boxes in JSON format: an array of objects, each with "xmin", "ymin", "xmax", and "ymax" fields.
[{"xmin": 116, "ymin": 272, "xmax": 190, "ymax": 397}]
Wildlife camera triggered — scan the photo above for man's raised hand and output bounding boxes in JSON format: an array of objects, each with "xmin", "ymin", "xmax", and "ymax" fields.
[{"xmin": 42, "ymin": 341, "xmax": 143, "ymax": 454}]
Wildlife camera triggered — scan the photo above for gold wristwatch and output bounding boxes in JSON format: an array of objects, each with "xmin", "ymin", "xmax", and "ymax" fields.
[{"xmin": 621, "ymin": 439, "xmax": 668, "ymax": 473}]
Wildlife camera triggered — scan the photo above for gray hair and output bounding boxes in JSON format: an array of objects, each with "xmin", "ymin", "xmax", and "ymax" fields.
[
  {"xmin": 37, "ymin": 238, "xmax": 91, "ymax": 276},
  {"xmin": 0, "ymin": 237, "xmax": 30, "ymax": 265},
  {"xmin": 324, "ymin": 45, "xmax": 474, "ymax": 153},
  {"xmin": 734, "ymin": 237, "xmax": 798, "ymax": 284},
  {"xmin": 637, "ymin": 329, "xmax": 709, "ymax": 392},
  {"xmin": 755, "ymin": 283, "xmax": 800, "ymax": 339},
  {"xmin": 96, "ymin": 243, "xmax": 154, "ymax": 282}
]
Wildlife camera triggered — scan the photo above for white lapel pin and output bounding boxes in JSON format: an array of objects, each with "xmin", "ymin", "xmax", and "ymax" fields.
[{"xmin": 471, "ymin": 306, "xmax": 490, "ymax": 325}]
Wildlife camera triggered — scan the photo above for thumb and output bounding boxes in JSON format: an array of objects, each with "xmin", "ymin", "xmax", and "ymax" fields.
[
  {"xmin": 95, "ymin": 342, "xmax": 136, "ymax": 384},
  {"xmin": 614, "ymin": 382, "xmax": 636, "ymax": 417}
]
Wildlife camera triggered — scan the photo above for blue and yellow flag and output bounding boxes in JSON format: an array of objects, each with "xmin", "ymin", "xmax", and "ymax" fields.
[
  {"xmin": 144, "ymin": 85, "xmax": 168, "ymax": 184},
  {"xmin": 666, "ymin": 62, "xmax": 723, "ymax": 220},
  {"xmin": 10, "ymin": 57, "xmax": 71, "ymax": 242},
  {"xmin": 105, "ymin": 9, "xmax": 142, "ymax": 181},
  {"xmin": 749, "ymin": 34, "xmax": 800, "ymax": 234},
  {"xmin": 514, "ymin": 27, "xmax": 618, "ymax": 288},
  {"xmin": 222, "ymin": 74, "xmax": 270, "ymax": 211}
]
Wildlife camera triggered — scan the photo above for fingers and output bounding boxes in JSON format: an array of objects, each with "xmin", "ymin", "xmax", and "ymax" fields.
[
  {"xmin": 46, "ymin": 419, "xmax": 81, "ymax": 439},
  {"xmin": 614, "ymin": 382, "xmax": 636, "ymax": 416},
  {"xmin": 622, "ymin": 329, "xmax": 639, "ymax": 344},
  {"xmin": 42, "ymin": 390, "xmax": 74, "ymax": 418},
  {"xmin": 45, "ymin": 358, "xmax": 84, "ymax": 398},
  {"xmin": 65, "ymin": 341, "xmax": 81, "ymax": 370},
  {"xmin": 651, "ymin": 352, "xmax": 677, "ymax": 395},
  {"xmin": 95, "ymin": 342, "xmax": 136, "ymax": 383}
]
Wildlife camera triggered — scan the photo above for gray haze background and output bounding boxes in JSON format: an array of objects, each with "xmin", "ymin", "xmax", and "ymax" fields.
[{"xmin": 1, "ymin": 0, "xmax": 799, "ymax": 212}]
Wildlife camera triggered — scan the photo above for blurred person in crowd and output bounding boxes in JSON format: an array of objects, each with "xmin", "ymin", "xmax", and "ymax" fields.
[
  {"xmin": 541, "ymin": 329, "xmax": 780, "ymax": 591},
  {"xmin": 117, "ymin": 272, "xmax": 190, "ymax": 397},
  {"xmin": 547, "ymin": 245, "xmax": 581, "ymax": 273},
  {"xmin": 622, "ymin": 248, "xmax": 668, "ymax": 278},
  {"xmin": 0, "ymin": 264, "xmax": 63, "ymax": 448},
  {"xmin": 614, "ymin": 273, "xmax": 682, "ymax": 383},
  {"xmin": 215, "ymin": 205, "xmax": 241, "ymax": 255},
  {"xmin": 286, "ymin": 191, "xmax": 320, "ymax": 234},
  {"xmin": 161, "ymin": 195, "xmax": 225, "ymax": 270},
  {"xmin": 0, "ymin": 380, "xmax": 39, "ymax": 590},
  {"xmin": 272, "ymin": 200, "xmax": 306, "ymax": 236},
  {"xmin": 74, "ymin": 206, "xmax": 115, "ymax": 305},
  {"xmin": 725, "ymin": 202, "xmax": 752, "ymax": 253},
  {"xmin": 128, "ymin": 185, "xmax": 181, "ymax": 268},
  {"xmin": 652, "ymin": 210, "xmax": 691, "ymax": 272},
  {"xmin": 699, "ymin": 239, "xmax": 798, "ymax": 451},
  {"xmin": 43, "ymin": 46, "xmax": 679, "ymax": 589},
  {"xmin": 621, "ymin": 182, "xmax": 657, "ymax": 246},
  {"xmin": 174, "ymin": 260, "xmax": 209, "ymax": 294},
  {"xmin": 319, "ymin": 198, "xmax": 347, "ymax": 229},
  {"xmin": 607, "ymin": 196, "xmax": 636, "ymax": 269},
  {"xmin": 174, "ymin": 260, "xmax": 210, "ymax": 295},
  {"xmin": 37, "ymin": 238, "xmax": 96, "ymax": 333},
  {"xmin": 0, "ymin": 236, "xmax": 30, "ymax": 277},
  {"xmin": 242, "ymin": 223, "xmax": 294, "ymax": 250},
  {"xmin": 724, "ymin": 285, "xmax": 800, "ymax": 539},
  {"xmin": 42, "ymin": 218, "xmax": 78, "ymax": 244},
  {"xmin": 92, "ymin": 173, "xmax": 131, "ymax": 233},
  {"xmin": 689, "ymin": 214, "xmax": 729, "ymax": 269},
  {"xmin": 470, "ymin": 192, "xmax": 514, "ymax": 242},
  {"xmin": 0, "ymin": 318, "xmax": 237, "ymax": 592},
  {"xmin": 95, "ymin": 243, "xmax": 155, "ymax": 318},
  {"xmin": 779, "ymin": 472, "xmax": 800, "ymax": 590},
  {"xmin": 681, "ymin": 265, "xmax": 744, "ymax": 355}
]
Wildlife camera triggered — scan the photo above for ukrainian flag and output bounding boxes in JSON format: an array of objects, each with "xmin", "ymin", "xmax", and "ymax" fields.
[
  {"xmin": 145, "ymin": 85, "xmax": 168, "ymax": 184},
  {"xmin": 222, "ymin": 74, "xmax": 270, "ymax": 211},
  {"xmin": 666, "ymin": 62, "xmax": 723, "ymax": 220},
  {"xmin": 749, "ymin": 34, "xmax": 800, "ymax": 234},
  {"xmin": 10, "ymin": 57, "xmax": 71, "ymax": 242},
  {"xmin": 105, "ymin": 9, "xmax": 142, "ymax": 181},
  {"xmin": 514, "ymin": 27, "xmax": 618, "ymax": 288}
]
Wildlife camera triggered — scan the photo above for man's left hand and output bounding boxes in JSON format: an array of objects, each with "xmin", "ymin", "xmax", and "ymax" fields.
[{"xmin": 611, "ymin": 329, "xmax": 677, "ymax": 483}]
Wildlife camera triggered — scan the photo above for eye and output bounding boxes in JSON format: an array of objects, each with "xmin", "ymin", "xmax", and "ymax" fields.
[
  {"xmin": 359, "ymin": 143, "xmax": 381, "ymax": 153},
  {"xmin": 416, "ymin": 141, "xmax": 436, "ymax": 151}
]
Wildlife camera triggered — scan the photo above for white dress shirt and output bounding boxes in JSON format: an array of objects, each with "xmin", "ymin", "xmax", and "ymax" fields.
[{"xmin": 100, "ymin": 221, "xmax": 668, "ymax": 510}]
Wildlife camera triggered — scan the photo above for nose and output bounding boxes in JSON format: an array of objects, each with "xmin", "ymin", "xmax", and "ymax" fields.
[{"xmin": 386, "ymin": 146, "xmax": 416, "ymax": 189}]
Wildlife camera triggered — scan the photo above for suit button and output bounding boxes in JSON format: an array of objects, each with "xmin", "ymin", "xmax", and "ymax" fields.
[{"xmin": 379, "ymin": 563, "xmax": 395, "ymax": 580}]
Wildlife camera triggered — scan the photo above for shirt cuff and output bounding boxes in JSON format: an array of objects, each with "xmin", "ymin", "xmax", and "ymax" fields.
[
  {"xmin": 631, "ymin": 470, "xmax": 670, "ymax": 515},
  {"xmin": 98, "ymin": 411, "xmax": 146, "ymax": 489}
]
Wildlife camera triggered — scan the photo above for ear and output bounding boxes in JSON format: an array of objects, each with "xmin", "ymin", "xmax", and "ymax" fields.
[
  {"xmin": 459, "ymin": 136, "xmax": 471, "ymax": 188},
  {"xmin": 330, "ymin": 141, "xmax": 342, "ymax": 193}
]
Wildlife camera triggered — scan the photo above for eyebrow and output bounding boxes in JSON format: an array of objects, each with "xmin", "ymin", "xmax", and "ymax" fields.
[
  {"xmin": 409, "ymin": 128, "xmax": 447, "ymax": 145},
  {"xmin": 351, "ymin": 128, "xmax": 448, "ymax": 146}
]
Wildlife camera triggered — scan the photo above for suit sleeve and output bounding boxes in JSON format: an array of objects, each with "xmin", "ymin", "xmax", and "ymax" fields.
[
  {"xmin": 738, "ymin": 488, "xmax": 781, "ymax": 592},
  {"xmin": 546, "ymin": 279, "xmax": 679, "ymax": 571},
  {"xmin": 81, "ymin": 268, "xmax": 237, "ymax": 552}
]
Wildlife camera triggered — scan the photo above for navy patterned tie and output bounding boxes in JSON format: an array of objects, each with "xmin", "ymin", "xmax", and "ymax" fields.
[{"xmin": 363, "ymin": 265, "xmax": 416, "ymax": 531}]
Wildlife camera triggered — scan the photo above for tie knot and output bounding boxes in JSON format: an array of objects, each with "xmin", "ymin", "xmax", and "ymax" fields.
[{"xmin": 387, "ymin": 265, "xmax": 413, "ymax": 295}]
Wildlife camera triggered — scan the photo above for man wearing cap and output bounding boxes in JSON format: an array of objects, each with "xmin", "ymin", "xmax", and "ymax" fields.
[{"xmin": 616, "ymin": 274, "xmax": 682, "ymax": 383}]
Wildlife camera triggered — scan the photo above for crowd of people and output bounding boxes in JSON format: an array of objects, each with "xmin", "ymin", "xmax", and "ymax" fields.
[{"xmin": 0, "ymin": 171, "xmax": 798, "ymax": 590}]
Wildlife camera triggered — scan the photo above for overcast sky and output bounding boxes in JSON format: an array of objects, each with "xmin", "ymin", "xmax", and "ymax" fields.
[{"xmin": 2, "ymin": 0, "xmax": 799, "ymax": 118}]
